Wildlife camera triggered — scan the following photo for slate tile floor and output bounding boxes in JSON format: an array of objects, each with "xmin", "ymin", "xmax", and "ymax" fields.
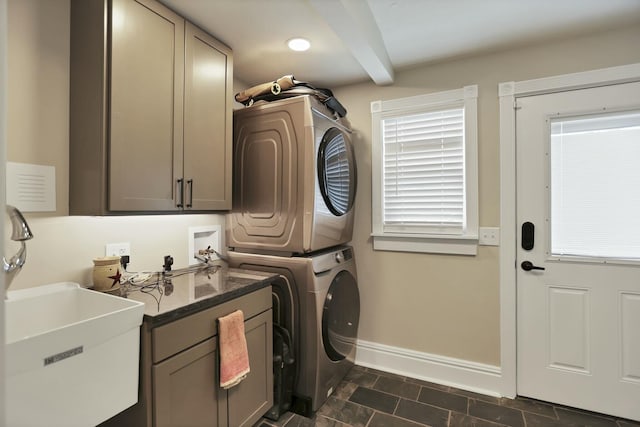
[{"xmin": 255, "ymin": 365, "xmax": 640, "ymax": 427}]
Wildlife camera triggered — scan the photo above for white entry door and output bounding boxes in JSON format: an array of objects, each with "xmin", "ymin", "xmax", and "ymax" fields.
[{"xmin": 516, "ymin": 81, "xmax": 640, "ymax": 421}]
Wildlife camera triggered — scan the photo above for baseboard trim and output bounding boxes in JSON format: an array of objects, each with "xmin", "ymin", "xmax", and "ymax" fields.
[{"xmin": 355, "ymin": 339, "xmax": 504, "ymax": 398}]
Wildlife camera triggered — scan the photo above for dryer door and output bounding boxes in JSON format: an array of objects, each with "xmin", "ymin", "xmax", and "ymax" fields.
[
  {"xmin": 317, "ymin": 128, "xmax": 357, "ymax": 216},
  {"xmin": 322, "ymin": 270, "xmax": 360, "ymax": 361}
]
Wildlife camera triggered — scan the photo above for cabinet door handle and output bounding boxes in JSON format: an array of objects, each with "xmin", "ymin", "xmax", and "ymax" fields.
[
  {"xmin": 176, "ymin": 178, "xmax": 184, "ymax": 208},
  {"xmin": 186, "ymin": 179, "xmax": 193, "ymax": 208}
]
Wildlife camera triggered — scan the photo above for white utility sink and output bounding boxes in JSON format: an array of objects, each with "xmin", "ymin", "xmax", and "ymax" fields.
[{"xmin": 5, "ymin": 282, "xmax": 145, "ymax": 427}]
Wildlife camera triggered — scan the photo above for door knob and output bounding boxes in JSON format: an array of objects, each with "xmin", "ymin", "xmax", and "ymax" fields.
[{"xmin": 521, "ymin": 261, "xmax": 545, "ymax": 271}]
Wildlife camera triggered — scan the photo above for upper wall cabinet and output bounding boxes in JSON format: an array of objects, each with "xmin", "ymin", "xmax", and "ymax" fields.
[{"xmin": 70, "ymin": 0, "xmax": 233, "ymax": 214}]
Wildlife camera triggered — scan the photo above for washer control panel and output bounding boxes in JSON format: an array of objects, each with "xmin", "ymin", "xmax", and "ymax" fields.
[{"xmin": 312, "ymin": 246, "xmax": 353, "ymax": 273}]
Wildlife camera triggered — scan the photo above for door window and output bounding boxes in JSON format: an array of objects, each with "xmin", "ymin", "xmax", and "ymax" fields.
[
  {"xmin": 318, "ymin": 128, "xmax": 356, "ymax": 216},
  {"xmin": 550, "ymin": 110, "xmax": 640, "ymax": 260}
]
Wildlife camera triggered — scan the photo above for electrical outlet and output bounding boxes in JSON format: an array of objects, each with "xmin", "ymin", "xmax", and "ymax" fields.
[
  {"xmin": 478, "ymin": 227, "xmax": 500, "ymax": 246},
  {"xmin": 105, "ymin": 242, "xmax": 131, "ymax": 257}
]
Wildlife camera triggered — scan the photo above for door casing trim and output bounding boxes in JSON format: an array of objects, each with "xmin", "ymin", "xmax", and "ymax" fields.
[{"xmin": 497, "ymin": 62, "xmax": 640, "ymax": 398}]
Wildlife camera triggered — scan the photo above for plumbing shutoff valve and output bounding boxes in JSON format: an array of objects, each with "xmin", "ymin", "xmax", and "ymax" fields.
[{"xmin": 198, "ymin": 246, "xmax": 214, "ymax": 256}]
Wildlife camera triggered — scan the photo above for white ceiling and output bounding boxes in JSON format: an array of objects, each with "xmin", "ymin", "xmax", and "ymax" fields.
[{"xmin": 160, "ymin": 0, "xmax": 640, "ymax": 88}]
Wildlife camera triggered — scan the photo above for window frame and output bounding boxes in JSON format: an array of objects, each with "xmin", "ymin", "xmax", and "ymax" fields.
[{"xmin": 371, "ymin": 85, "xmax": 479, "ymax": 255}]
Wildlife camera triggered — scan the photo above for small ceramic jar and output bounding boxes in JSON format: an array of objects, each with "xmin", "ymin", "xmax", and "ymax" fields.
[{"xmin": 92, "ymin": 256, "xmax": 122, "ymax": 292}]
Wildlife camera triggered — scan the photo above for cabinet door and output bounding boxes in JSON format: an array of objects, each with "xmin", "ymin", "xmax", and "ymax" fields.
[
  {"xmin": 110, "ymin": 0, "xmax": 184, "ymax": 211},
  {"xmin": 183, "ymin": 22, "xmax": 233, "ymax": 211},
  {"xmin": 153, "ymin": 337, "xmax": 226, "ymax": 427},
  {"xmin": 227, "ymin": 310, "xmax": 273, "ymax": 427}
]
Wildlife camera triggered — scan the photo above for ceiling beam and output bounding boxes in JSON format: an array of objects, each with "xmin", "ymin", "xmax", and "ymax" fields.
[{"xmin": 308, "ymin": 0, "xmax": 394, "ymax": 85}]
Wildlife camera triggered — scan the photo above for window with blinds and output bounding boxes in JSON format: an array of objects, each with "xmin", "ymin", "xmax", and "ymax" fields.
[
  {"xmin": 371, "ymin": 85, "xmax": 478, "ymax": 254},
  {"xmin": 550, "ymin": 110, "xmax": 640, "ymax": 260},
  {"xmin": 382, "ymin": 107, "xmax": 465, "ymax": 234}
]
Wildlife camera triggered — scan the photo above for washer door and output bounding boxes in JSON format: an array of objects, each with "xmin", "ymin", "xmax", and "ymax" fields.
[
  {"xmin": 322, "ymin": 270, "xmax": 360, "ymax": 361},
  {"xmin": 317, "ymin": 127, "xmax": 357, "ymax": 216}
]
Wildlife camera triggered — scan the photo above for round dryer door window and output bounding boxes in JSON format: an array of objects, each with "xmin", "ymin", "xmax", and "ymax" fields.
[
  {"xmin": 322, "ymin": 270, "xmax": 360, "ymax": 361},
  {"xmin": 318, "ymin": 128, "xmax": 357, "ymax": 216}
]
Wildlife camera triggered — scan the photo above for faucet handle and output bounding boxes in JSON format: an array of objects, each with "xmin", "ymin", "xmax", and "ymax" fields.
[
  {"xmin": 7, "ymin": 205, "xmax": 33, "ymax": 241},
  {"xmin": 4, "ymin": 205, "xmax": 33, "ymax": 290}
]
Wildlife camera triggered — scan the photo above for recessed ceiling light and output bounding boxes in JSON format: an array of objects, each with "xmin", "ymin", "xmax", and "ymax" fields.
[{"xmin": 287, "ymin": 37, "xmax": 311, "ymax": 52}]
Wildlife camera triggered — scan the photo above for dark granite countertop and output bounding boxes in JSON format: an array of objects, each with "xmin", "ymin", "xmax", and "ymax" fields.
[{"xmin": 121, "ymin": 265, "xmax": 276, "ymax": 327}]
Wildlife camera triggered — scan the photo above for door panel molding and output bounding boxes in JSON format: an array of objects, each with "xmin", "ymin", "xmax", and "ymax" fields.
[
  {"xmin": 620, "ymin": 292, "xmax": 640, "ymax": 383},
  {"xmin": 547, "ymin": 286, "xmax": 591, "ymax": 374},
  {"xmin": 497, "ymin": 62, "xmax": 640, "ymax": 399}
]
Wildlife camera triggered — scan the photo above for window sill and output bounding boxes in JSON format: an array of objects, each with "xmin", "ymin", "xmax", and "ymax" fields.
[{"xmin": 371, "ymin": 233, "xmax": 478, "ymax": 255}]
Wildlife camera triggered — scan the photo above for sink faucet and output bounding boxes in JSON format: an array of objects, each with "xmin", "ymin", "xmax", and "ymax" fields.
[{"xmin": 3, "ymin": 205, "xmax": 34, "ymax": 289}]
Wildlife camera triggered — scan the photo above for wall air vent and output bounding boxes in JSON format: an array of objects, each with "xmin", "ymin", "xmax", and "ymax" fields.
[{"xmin": 6, "ymin": 161, "xmax": 56, "ymax": 212}]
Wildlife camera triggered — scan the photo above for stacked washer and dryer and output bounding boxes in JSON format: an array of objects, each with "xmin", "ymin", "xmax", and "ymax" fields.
[{"xmin": 227, "ymin": 95, "xmax": 360, "ymax": 417}]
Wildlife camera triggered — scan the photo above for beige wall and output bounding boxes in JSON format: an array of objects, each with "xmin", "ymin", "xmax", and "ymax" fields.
[
  {"xmin": 334, "ymin": 24, "xmax": 640, "ymax": 366},
  {"xmin": 5, "ymin": 0, "xmax": 640, "ymax": 367},
  {"xmin": 5, "ymin": 0, "xmax": 226, "ymax": 290}
]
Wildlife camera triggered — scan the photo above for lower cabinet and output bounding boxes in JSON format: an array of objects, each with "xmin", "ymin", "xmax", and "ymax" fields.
[
  {"xmin": 99, "ymin": 286, "xmax": 273, "ymax": 427},
  {"xmin": 154, "ymin": 310, "xmax": 273, "ymax": 427}
]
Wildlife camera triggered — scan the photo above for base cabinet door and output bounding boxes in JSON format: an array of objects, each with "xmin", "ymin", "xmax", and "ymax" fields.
[
  {"xmin": 228, "ymin": 310, "xmax": 274, "ymax": 427},
  {"xmin": 153, "ymin": 338, "xmax": 226, "ymax": 427}
]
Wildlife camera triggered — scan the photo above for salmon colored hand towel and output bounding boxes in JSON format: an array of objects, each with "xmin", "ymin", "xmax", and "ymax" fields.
[{"xmin": 218, "ymin": 310, "xmax": 250, "ymax": 389}]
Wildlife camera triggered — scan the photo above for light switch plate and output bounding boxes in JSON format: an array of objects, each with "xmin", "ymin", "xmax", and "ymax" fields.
[{"xmin": 479, "ymin": 227, "xmax": 500, "ymax": 246}]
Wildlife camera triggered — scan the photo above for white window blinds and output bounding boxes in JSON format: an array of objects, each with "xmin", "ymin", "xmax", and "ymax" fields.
[
  {"xmin": 382, "ymin": 107, "xmax": 465, "ymax": 234},
  {"xmin": 371, "ymin": 85, "xmax": 478, "ymax": 254},
  {"xmin": 550, "ymin": 110, "xmax": 640, "ymax": 260}
]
